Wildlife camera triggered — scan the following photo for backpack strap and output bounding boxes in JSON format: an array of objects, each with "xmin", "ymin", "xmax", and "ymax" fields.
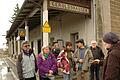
[
  {"xmin": 17, "ymin": 52, "xmax": 23, "ymax": 80},
  {"xmin": 18, "ymin": 52, "xmax": 23, "ymax": 63},
  {"xmin": 32, "ymin": 53, "xmax": 38, "ymax": 72}
]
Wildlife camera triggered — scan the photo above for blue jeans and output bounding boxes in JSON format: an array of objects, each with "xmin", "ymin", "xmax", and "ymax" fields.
[
  {"xmin": 63, "ymin": 73, "xmax": 70, "ymax": 80},
  {"xmin": 90, "ymin": 64, "xmax": 100, "ymax": 80}
]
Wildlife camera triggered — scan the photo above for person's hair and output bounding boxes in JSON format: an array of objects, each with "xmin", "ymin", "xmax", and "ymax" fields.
[
  {"xmin": 41, "ymin": 45, "xmax": 50, "ymax": 53},
  {"xmin": 62, "ymin": 46, "xmax": 65, "ymax": 48},
  {"xmin": 66, "ymin": 41, "xmax": 72, "ymax": 47},
  {"xmin": 52, "ymin": 42, "xmax": 58, "ymax": 46},
  {"xmin": 76, "ymin": 38, "xmax": 85, "ymax": 46},
  {"xmin": 21, "ymin": 41, "xmax": 29, "ymax": 47},
  {"xmin": 91, "ymin": 40, "xmax": 97, "ymax": 44},
  {"xmin": 41, "ymin": 45, "xmax": 50, "ymax": 60}
]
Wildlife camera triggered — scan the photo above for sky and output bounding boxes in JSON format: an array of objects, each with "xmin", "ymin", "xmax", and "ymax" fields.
[{"xmin": 0, "ymin": 0, "xmax": 24, "ymax": 48}]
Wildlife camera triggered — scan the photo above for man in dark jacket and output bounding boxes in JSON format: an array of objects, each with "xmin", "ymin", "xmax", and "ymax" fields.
[
  {"xmin": 16, "ymin": 41, "xmax": 37, "ymax": 80},
  {"xmin": 90, "ymin": 40, "xmax": 104, "ymax": 80},
  {"xmin": 103, "ymin": 32, "xmax": 120, "ymax": 80}
]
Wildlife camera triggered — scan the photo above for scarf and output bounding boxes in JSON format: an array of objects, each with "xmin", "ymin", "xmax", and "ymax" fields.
[{"xmin": 43, "ymin": 53, "xmax": 49, "ymax": 59}]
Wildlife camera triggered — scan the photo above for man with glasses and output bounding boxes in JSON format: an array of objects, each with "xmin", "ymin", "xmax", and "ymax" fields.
[{"xmin": 17, "ymin": 41, "xmax": 37, "ymax": 80}]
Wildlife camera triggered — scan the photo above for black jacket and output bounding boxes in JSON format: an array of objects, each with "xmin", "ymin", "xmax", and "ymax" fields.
[
  {"xmin": 90, "ymin": 46, "xmax": 104, "ymax": 60},
  {"xmin": 90, "ymin": 46, "xmax": 104, "ymax": 65}
]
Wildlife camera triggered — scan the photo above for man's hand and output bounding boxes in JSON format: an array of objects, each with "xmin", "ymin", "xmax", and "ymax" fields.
[
  {"xmin": 92, "ymin": 59, "xmax": 100, "ymax": 64},
  {"xmin": 58, "ymin": 68, "xmax": 64, "ymax": 72},
  {"xmin": 49, "ymin": 70, "xmax": 53, "ymax": 74},
  {"xmin": 79, "ymin": 59, "xmax": 83, "ymax": 64}
]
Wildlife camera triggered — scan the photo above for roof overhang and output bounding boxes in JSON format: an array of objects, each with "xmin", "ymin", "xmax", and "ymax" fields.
[
  {"xmin": 6, "ymin": 0, "xmax": 42, "ymax": 38},
  {"xmin": 6, "ymin": 0, "xmax": 91, "ymax": 38}
]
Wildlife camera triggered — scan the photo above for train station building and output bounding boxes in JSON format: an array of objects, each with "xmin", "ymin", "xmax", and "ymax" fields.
[{"xmin": 6, "ymin": 0, "xmax": 120, "ymax": 57}]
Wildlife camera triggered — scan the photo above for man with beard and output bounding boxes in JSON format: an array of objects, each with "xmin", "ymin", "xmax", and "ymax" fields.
[{"xmin": 17, "ymin": 41, "xmax": 37, "ymax": 80}]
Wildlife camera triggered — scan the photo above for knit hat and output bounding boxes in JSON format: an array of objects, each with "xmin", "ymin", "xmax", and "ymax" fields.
[
  {"xmin": 103, "ymin": 32, "xmax": 119, "ymax": 44},
  {"xmin": 76, "ymin": 38, "xmax": 85, "ymax": 45}
]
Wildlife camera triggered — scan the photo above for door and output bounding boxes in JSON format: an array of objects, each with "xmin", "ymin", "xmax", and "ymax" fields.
[{"xmin": 70, "ymin": 32, "xmax": 79, "ymax": 50}]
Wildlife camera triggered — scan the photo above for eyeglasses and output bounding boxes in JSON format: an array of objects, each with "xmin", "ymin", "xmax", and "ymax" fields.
[{"xmin": 24, "ymin": 45, "xmax": 30, "ymax": 48}]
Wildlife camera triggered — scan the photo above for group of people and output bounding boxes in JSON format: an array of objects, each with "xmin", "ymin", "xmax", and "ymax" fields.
[{"xmin": 16, "ymin": 32, "xmax": 120, "ymax": 80}]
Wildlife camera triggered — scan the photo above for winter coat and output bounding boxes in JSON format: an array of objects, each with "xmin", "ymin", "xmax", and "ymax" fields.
[
  {"xmin": 57, "ymin": 51, "xmax": 71, "ymax": 74},
  {"xmin": 90, "ymin": 46, "xmax": 104, "ymax": 65},
  {"xmin": 37, "ymin": 53, "xmax": 57, "ymax": 77},
  {"xmin": 16, "ymin": 51, "xmax": 37, "ymax": 80},
  {"xmin": 74, "ymin": 48, "xmax": 93, "ymax": 71},
  {"xmin": 74, "ymin": 48, "xmax": 93, "ymax": 80},
  {"xmin": 103, "ymin": 41, "xmax": 120, "ymax": 80}
]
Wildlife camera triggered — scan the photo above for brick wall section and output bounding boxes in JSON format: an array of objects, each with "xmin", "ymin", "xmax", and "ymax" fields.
[{"xmin": 110, "ymin": 0, "xmax": 120, "ymax": 35}]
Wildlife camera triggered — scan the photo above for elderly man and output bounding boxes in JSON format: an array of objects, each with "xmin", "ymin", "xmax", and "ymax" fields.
[
  {"xmin": 17, "ymin": 41, "xmax": 37, "ymax": 80},
  {"xmin": 90, "ymin": 40, "xmax": 104, "ymax": 80}
]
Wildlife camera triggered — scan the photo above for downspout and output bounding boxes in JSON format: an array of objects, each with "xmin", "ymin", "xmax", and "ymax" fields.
[{"xmin": 93, "ymin": 0, "xmax": 96, "ymax": 40}]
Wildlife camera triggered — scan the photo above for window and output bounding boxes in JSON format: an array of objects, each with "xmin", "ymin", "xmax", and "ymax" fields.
[{"xmin": 70, "ymin": 32, "xmax": 79, "ymax": 50}]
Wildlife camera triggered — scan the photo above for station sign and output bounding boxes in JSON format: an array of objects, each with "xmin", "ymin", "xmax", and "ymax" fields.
[{"xmin": 48, "ymin": 0, "xmax": 90, "ymax": 14}]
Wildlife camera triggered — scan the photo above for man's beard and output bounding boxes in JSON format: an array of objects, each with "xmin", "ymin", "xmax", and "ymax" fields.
[{"xmin": 23, "ymin": 49, "xmax": 30, "ymax": 54}]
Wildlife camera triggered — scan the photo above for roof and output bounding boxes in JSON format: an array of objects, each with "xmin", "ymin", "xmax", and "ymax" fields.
[
  {"xmin": 6, "ymin": 0, "xmax": 91, "ymax": 38},
  {"xmin": 6, "ymin": 0, "xmax": 41, "ymax": 38}
]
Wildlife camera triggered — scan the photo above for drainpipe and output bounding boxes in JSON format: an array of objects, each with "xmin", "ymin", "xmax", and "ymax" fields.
[{"xmin": 93, "ymin": 0, "xmax": 96, "ymax": 40}]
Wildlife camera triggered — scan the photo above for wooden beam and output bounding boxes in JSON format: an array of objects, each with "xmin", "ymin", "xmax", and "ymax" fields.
[
  {"xmin": 18, "ymin": 0, "xmax": 42, "ymax": 28},
  {"xmin": 8, "ymin": 0, "xmax": 43, "ymax": 37}
]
